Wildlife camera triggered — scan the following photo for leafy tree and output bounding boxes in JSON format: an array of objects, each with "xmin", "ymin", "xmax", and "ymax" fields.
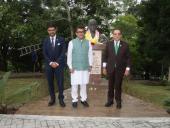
[
  {"xmin": 0, "ymin": 0, "xmax": 47, "ymax": 71},
  {"xmin": 112, "ymin": 14, "xmax": 142, "ymax": 74},
  {"xmin": 137, "ymin": 0, "xmax": 170, "ymax": 80},
  {"xmin": 0, "ymin": 0, "xmax": 122, "ymax": 71}
]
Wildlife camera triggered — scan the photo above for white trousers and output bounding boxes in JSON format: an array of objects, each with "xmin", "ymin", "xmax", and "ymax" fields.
[
  {"xmin": 71, "ymin": 84, "xmax": 87, "ymax": 102},
  {"xmin": 71, "ymin": 70, "xmax": 90, "ymax": 85}
]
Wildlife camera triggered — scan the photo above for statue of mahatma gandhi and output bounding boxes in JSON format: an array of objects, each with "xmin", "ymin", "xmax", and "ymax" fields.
[
  {"xmin": 85, "ymin": 19, "xmax": 108, "ymax": 84},
  {"xmin": 85, "ymin": 19, "xmax": 108, "ymax": 45}
]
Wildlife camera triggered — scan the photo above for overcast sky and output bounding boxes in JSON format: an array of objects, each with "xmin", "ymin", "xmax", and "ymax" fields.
[{"xmin": 137, "ymin": 0, "xmax": 142, "ymax": 3}]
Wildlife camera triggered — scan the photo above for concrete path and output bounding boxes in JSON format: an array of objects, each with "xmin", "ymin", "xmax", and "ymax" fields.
[
  {"xmin": 16, "ymin": 79, "xmax": 169, "ymax": 117},
  {"xmin": 0, "ymin": 114, "xmax": 170, "ymax": 128}
]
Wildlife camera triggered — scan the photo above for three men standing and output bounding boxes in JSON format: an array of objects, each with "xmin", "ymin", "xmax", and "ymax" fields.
[
  {"xmin": 103, "ymin": 29, "xmax": 131, "ymax": 109},
  {"xmin": 43, "ymin": 24, "xmax": 66, "ymax": 107},
  {"xmin": 43, "ymin": 23, "xmax": 131, "ymax": 110},
  {"xmin": 67, "ymin": 26, "xmax": 93, "ymax": 108}
]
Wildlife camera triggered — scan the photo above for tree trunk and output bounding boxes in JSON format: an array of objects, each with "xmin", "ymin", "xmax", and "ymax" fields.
[
  {"xmin": 2, "ymin": 58, "xmax": 7, "ymax": 71},
  {"xmin": 0, "ymin": 47, "xmax": 8, "ymax": 71},
  {"xmin": 65, "ymin": 0, "xmax": 74, "ymax": 39},
  {"xmin": 168, "ymin": 66, "xmax": 170, "ymax": 82},
  {"xmin": 0, "ymin": 41, "xmax": 9, "ymax": 71},
  {"xmin": 0, "ymin": 55, "xmax": 7, "ymax": 71}
]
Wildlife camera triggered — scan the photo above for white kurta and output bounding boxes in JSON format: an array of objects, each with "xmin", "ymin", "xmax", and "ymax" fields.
[{"xmin": 67, "ymin": 40, "xmax": 93, "ymax": 85}]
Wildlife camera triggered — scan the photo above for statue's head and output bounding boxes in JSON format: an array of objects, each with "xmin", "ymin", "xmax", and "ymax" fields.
[{"xmin": 88, "ymin": 19, "xmax": 97, "ymax": 32}]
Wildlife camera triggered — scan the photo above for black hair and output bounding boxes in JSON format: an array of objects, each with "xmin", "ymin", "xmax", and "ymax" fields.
[
  {"xmin": 112, "ymin": 28, "xmax": 122, "ymax": 34},
  {"xmin": 75, "ymin": 25, "xmax": 85, "ymax": 32},
  {"xmin": 47, "ymin": 22, "xmax": 57, "ymax": 29}
]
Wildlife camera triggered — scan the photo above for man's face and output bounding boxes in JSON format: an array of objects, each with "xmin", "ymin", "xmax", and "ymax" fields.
[
  {"xmin": 112, "ymin": 30, "xmax": 122, "ymax": 41},
  {"xmin": 47, "ymin": 27, "xmax": 57, "ymax": 37},
  {"xmin": 76, "ymin": 28, "xmax": 85, "ymax": 39}
]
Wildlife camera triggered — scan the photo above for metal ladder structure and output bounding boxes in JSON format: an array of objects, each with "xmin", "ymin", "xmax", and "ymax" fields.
[{"xmin": 18, "ymin": 43, "xmax": 42, "ymax": 57}]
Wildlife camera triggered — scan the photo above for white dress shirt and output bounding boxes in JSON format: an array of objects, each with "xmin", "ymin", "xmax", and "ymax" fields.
[
  {"xmin": 49, "ymin": 35, "xmax": 58, "ymax": 66},
  {"xmin": 67, "ymin": 39, "xmax": 93, "ymax": 86},
  {"xmin": 50, "ymin": 35, "xmax": 56, "ymax": 47}
]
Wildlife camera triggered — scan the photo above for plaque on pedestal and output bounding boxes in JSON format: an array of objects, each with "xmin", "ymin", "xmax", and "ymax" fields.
[
  {"xmin": 90, "ymin": 50, "xmax": 102, "ymax": 75},
  {"xmin": 90, "ymin": 43, "xmax": 106, "ymax": 84}
]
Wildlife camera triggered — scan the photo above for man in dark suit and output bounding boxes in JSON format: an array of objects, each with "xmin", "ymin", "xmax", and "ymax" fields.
[
  {"xmin": 43, "ymin": 23, "xmax": 66, "ymax": 107},
  {"xmin": 103, "ymin": 29, "xmax": 131, "ymax": 109}
]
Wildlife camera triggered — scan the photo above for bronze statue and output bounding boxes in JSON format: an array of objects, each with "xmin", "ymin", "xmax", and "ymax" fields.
[
  {"xmin": 85, "ymin": 19, "xmax": 100, "ymax": 45},
  {"xmin": 85, "ymin": 19, "xmax": 108, "ymax": 45}
]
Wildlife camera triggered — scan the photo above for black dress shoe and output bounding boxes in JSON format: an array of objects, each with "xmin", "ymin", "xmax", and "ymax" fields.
[
  {"xmin": 116, "ymin": 103, "xmax": 122, "ymax": 109},
  {"xmin": 72, "ymin": 102, "xmax": 78, "ymax": 108},
  {"xmin": 59, "ymin": 100, "xmax": 66, "ymax": 107},
  {"xmin": 105, "ymin": 101, "xmax": 114, "ymax": 107},
  {"xmin": 48, "ymin": 100, "xmax": 55, "ymax": 106},
  {"xmin": 81, "ymin": 101, "xmax": 89, "ymax": 107}
]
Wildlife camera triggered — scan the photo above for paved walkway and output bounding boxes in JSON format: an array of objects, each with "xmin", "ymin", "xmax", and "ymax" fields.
[
  {"xmin": 1, "ymin": 79, "xmax": 170, "ymax": 128},
  {"xmin": 16, "ymin": 79, "xmax": 169, "ymax": 117},
  {"xmin": 0, "ymin": 114, "xmax": 170, "ymax": 128}
]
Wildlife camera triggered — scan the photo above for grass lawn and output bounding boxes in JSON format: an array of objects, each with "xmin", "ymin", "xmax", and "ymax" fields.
[
  {"xmin": 123, "ymin": 80, "xmax": 170, "ymax": 108},
  {"xmin": 5, "ymin": 78, "xmax": 48, "ymax": 106},
  {"xmin": 1, "ymin": 69, "xmax": 70, "ymax": 107}
]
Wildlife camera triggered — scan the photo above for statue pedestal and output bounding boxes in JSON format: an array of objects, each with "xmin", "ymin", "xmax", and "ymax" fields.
[{"xmin": 90, "ymin": 43, "xmax": 106, "ymax": 84}]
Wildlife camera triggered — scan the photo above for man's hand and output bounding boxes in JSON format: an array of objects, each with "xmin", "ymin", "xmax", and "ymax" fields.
[
  {"xmin": 124, "ymin": 69, "xmax": 130, "ymax": 76},
  {"xmin": 70, "ymin": 69, "xmax": 75, "ymax": 73},
  {"xmin": 51, "ymin": 62, "xmax": 59, "ymax": 68},
  {"xmin": 88, "ymin": 66, "xmax": 92, "ymax": 72},
  {"xmin": 103, "ymin": 68, "xmax": 107, "ymax": 76},
  {"xmin": 55, "ymin": 62, "xmax": 59, "ymax": 67}
]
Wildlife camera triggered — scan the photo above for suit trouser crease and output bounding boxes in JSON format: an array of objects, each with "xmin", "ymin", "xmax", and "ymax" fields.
[
  {"xmin": 108, "ymin": 69, "xmax": 123, "ymax": 103},
  {"xmin": 46, "ymin": 66, "xmax": 64, "ymax": 100}
]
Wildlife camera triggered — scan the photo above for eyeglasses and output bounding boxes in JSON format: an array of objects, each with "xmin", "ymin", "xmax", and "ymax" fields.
[
  {"xmin": 76, "ymin": 31, "xmax": 84, "ymax": 33},
  {"xmin": 48, "ymin": 29, "xmax": 56, "ymax": 31}
]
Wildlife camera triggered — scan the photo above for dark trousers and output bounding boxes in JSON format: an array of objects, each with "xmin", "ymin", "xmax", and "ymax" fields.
[
  {"xmin": 45, "ymin": 65, "xmax": 64, "ymax": 101},
  {"xmin": 107, "ymin": 69, "xmax": 124, "ymax": 103}
]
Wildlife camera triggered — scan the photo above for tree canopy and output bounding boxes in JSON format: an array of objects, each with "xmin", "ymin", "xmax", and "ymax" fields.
[{"xmin": 0, "ymin": 0, "xmax": 170, "ymax": 80}]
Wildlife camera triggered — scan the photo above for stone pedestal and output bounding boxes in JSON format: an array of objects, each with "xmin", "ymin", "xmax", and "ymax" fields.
[{"xmin": 90, "ymin": 43, "xmax": 106, "ymax": 84}]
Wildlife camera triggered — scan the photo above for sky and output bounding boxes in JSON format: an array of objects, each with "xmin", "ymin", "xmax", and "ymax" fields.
[{"xmin": 137, "ymin": 0, "xmax": 142, "ymax": 3}]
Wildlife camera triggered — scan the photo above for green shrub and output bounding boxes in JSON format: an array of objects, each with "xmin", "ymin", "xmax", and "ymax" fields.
[
  {"xmin": 0, "ymin": 72, "xmax": 11, "ymax": 105},
  {"xmin": 164, "ymin": 98, "xmax": 170, "ymax": 107}
]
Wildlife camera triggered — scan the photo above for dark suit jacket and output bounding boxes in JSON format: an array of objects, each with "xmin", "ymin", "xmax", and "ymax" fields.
[
  {"xmin": 43, "ymin": 36, "xmax": 66, "ymax": 67},
  {"xmin": 104, "ymin": 40, "xmax": 131, "ymax": 75}
]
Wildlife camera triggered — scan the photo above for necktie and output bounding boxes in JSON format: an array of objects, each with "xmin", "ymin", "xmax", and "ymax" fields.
[
  {"xmin": 114, "ymin": 41, "xmax": 119, "ymax": 55},
  {"xmin": 114, "ymin": 41, "xmax": 119, "ymax": 68},
  {"xmin": 51, "ymin": 37, "xmax": 55, "ymax": 48}
]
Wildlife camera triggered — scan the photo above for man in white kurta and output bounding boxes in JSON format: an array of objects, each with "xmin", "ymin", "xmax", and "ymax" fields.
[{"xmin": 67, "ymin": 26, "xmax": 93, "ymax": 108}]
